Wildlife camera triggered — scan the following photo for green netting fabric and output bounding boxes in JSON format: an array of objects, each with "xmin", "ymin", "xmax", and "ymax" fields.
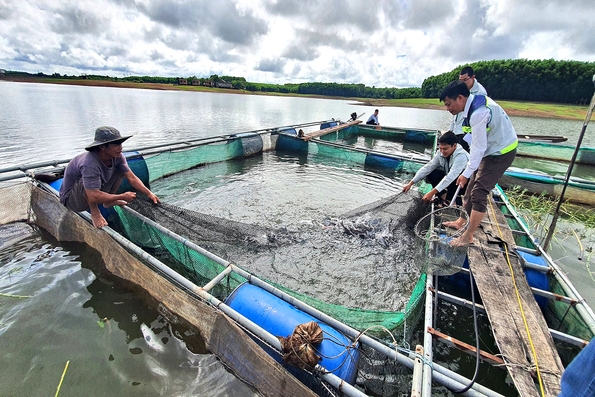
[
  {"xmin": 113, "ymin": 205, "xmax": 247, "ymax": 298},
  {"xmin": 311, "ymin": 142, "xmax": 368, "ymax": 164},
  {"xmin": 145, "ymin": 141, "xmax": 245, "ymax": 182},
  {"xmin": 107, "ymin": 130, "xmax": 437, "ymax": 331},
  {"xmin": 268, "ymin": 275, "xmax": 426, "ymax": 331}
]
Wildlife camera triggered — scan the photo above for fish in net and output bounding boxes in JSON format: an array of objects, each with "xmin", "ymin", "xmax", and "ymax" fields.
[
  {"xmin": 413, "ymin": 206, "xmax": 470, "ymax": 276},
  {"xmin": 122, "ymin": 191, "xmax": 432, "ymax": 313}
]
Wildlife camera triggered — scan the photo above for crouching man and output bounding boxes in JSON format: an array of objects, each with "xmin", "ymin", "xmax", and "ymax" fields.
[
  {"xmin": 402, "ymin": 131, "xmax": 469, "ymax": 206},
  {"xmin": 59, "ymin": 126, "xmax": 160, "ymax": 228}
]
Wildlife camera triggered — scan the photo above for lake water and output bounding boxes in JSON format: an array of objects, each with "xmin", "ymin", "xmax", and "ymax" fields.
[{"xmin": 1, "ymin": 81, "xmax": 593, "ymax": 396}]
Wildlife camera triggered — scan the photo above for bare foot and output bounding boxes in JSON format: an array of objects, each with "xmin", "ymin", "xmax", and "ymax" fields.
[
  {"xmin": 449, "ymin": 236, "xmax": 474, "ymax": 247},
  {"xmin": 442, "ymin": 218, "xmax": 466, "ymax": 230},
  {"xmin": 104, "ymin": 200, "xmax": 128, "ymax": 208},
  {"xmin": 91, "ymin": 213, "xmax": 108, "ymax": 228}
]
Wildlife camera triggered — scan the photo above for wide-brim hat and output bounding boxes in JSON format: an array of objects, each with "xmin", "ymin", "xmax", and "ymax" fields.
[{"xmin": 85, "ymin": 126, "xmax": 132, "ymax": 151}]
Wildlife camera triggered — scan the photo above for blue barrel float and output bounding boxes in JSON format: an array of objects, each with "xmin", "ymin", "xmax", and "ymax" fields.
[
  {"xmin": 320, "ymin": 121, "xmax": 338, "ymax": 130},
  {"xmin": 516, "ymin": 250, "xmax": 550, "ymax": 309},
  {"xmin": 276, "ymin": 129, "xmax": 309, "ymax": 153},
  {"xmin": 225, "ymin": 282, "xmax": 361, "ymax": 384},
  {"xmin": 364, "ymin": 153, "xmax": 402, "ymax": 171}
]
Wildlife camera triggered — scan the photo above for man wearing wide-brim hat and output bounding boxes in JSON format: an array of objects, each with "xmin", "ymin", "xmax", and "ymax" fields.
[{"xmin": 60, "ymin": 126, "xmax": 160, "ymax": 228}]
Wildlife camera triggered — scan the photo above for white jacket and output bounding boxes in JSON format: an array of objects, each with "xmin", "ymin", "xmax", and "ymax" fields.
[{"xmin": 412, "ymin": 144, "xmax": 469, "ymax": 192}]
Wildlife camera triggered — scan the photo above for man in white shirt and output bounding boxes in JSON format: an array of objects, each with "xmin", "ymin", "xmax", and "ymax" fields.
[
  {"xmin": 459, "ymin": 66, "xmax": 487, "ymax": 96},
  {"xmin": 402, "ymin": 131, "xmax": 469, "ymax": 205},
  {"xmin": 366, "ymin": 109, "xmax": 379, "ymax": 125},
  {"xmin": 439, "ymin": 81, "xmax": 518, "ymax": 246},
  {"xmin": 450, "ymin": 66, "xmax": 488, "ymax": 150}
]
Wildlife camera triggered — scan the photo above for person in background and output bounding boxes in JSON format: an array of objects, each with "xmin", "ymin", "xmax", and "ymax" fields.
[
  {"xmin": 59, "ymin": 126, "xmax": 160, "ymax": 228},
  {"xmin": 450, "ymin": 66, "xmax": 488, "ymax": 151},
  {"xmin": 402, "ymin": 131, "xmax": 469, "ymax": 206},
  {"xmin": 439, "ymin": 81, "xmax": 517, "ymax": 246},
  {"xmin": 366, "ymin": 109, "xmax": 380, "ymax": 125},
  {"xmin": 459, "ymin": 66, "xmax": 487, "ymax": 96}
]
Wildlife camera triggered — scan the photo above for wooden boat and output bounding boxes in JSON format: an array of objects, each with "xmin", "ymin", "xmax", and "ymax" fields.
[
  {"xmin": 515, "ymin": 140, "xmax": 595, "ymax": 166},
  {"xmin": 1, "ymin": 120, "xmax": 593, "ymax": 397},
  {"xmin": 499, "ymin": 166, "xmax": 595, "ymax": 206},
  {"xmin": 517, "ymin": 134, "xmax": 568, "ymax": 143}
]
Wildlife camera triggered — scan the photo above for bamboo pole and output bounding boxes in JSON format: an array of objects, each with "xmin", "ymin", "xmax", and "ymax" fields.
[{"xmin": 543, "ymin": 75, "xmax": 595, "ymax": 251}]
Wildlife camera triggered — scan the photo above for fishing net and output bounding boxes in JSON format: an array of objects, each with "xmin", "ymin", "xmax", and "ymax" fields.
[
  {"xmin": 413, "ymin": 206, "xmax": 470, "ymax": 276},
  {"xmin": 115, "ymin": 189, "xmax": 431, "ymax": 332},
  {"xmin": 110, "ymin": 131, "xmax": 439, "ymax": 335}
]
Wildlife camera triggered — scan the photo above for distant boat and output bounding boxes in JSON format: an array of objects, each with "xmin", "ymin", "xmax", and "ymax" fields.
[
  {"xmin": 516, "ymin": 140, "xmax": 595, "ymax": 166},
  {"xmin": 517, "ymin": 134, "xmax": 568, "ymax": 143},
  {"xmin": 499, "ymin": 166, "xmax": 595, "ymax": 205}
]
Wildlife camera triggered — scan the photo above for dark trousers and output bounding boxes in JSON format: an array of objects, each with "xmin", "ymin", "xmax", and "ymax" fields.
[{"xmin": 463, "ymin": 149, "xmax": 516, "ymax": 214}]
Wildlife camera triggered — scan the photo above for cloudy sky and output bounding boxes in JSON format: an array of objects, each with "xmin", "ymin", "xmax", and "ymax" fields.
[{"xmin": 1, "ymin": 0, "xmax": 594, "ymax": 87}]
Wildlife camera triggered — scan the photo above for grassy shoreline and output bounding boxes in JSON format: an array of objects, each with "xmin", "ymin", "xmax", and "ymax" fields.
[{"xmin": 1, "ymin": 76, "xmax": 588, "ymax": 121}]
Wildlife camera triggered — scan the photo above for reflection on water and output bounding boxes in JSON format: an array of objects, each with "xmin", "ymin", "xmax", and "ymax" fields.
[{"xmin": 0, "ymin": 226, "xmax": 256, "ymax": 397}]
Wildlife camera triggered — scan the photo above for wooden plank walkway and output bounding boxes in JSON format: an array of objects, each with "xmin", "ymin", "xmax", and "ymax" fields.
[
  {"xmin": 301, "ymin": 119, "xmax": 362, "ymax": 141},
  {"xmin": 466, "ymin": 196, "xmax": 564, "ymax": 397}
]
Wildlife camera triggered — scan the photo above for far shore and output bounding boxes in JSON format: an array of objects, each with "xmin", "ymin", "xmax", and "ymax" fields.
[{"xmin": 1, "ymin": 76, "xmax": 588, "ymax": 121}]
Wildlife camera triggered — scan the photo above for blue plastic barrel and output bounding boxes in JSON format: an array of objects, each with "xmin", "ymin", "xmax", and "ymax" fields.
[
  {"xmin": 279, "ymin": 128, "xmax": 297, "ymax": 136},
  {"xmin": 517, "ymin": 251, "xmax": 550, "ymax": 309},
  {"xmin": 365, "ymin": 153, "xmax": 402, "ymax": 171},
  {"xmin": 225, "ymin": 283, "xmax": 360, "ymax": 384},
  {"xmin": 320, "ymin": 122, "xmax": 338, "ymax": 130},
  {"xmin": 118, "ymin": 151, "xmax": 150, "ymax": 193}
]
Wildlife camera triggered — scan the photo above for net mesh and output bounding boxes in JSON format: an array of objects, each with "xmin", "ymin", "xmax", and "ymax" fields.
[
  {"xmin": 413, "ymin": 206, "xmax": 470, "ymax": 276},
  {"xmin": 145, "ymin": 140, "xmax": 246, "ymax": 181},
  {"xmin": 115, "ymin": 190, "xmax": 431, "ymax": 331},
  {"xmin": 111, "ymin": 134, "xmax": 443, "ymax": 331}
]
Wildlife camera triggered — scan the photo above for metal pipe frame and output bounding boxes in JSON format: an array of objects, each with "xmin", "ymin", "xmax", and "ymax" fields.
[
  {"xmin": 493, "ymin": 188, "xmax": 595, "ymax": 335},
  {"xmin": 434, "ymin": 289, "xmax": 588, "ymax": 348}
]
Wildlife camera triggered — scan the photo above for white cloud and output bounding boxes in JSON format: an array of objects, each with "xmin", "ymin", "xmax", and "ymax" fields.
[{"xmin": 0, "ymin": 0, "xmax": 593, "ymax": 86}]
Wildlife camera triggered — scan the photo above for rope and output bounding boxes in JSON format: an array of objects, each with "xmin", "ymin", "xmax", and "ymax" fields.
[{"xmin": 487, "ymin": 198, "xmax": 546, "ymax": 397}]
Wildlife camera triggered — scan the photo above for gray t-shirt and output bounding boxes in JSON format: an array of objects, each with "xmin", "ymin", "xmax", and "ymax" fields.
[{"xmin": 59, "ymin": 151, "xmax": 130, "ymax": 204}]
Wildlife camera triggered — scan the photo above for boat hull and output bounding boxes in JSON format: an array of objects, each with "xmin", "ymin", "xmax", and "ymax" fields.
[{"xmin": 499, "ymin": 167, "xmax": 595, "ymax": 205}]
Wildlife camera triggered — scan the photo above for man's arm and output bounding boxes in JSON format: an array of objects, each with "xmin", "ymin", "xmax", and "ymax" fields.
[
  {"xmin": 402, "ymin": 155, "xmax": 440, "ymax": 193},
  {"xmin": 123, "ymin": 171, "xmax": 160, "ymax": 204},
  {"xmin": 461, "ymin": 109, "xmax": 489, "ymax": 179},
  {"xmin": 85, "ymin": 188, "xmax": 137, "ymax": 228}
]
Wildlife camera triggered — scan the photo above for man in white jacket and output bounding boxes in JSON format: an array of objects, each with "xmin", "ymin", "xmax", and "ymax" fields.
[
  {"xmin": 402, "ymin": 131, "xmax": 469, "ymax": 205},
  {"xmin": 439, "ymin": 81, "xmax": 518, "ymax": 247},
  {"xmin": 450, "ymin": 66, "xmax": 488, "ymax": 151}
]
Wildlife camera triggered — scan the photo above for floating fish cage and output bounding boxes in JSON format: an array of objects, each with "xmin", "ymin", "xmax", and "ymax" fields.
[{"xmin": 3, "ymin": 120, "xmax": 594, "ymax": 397}]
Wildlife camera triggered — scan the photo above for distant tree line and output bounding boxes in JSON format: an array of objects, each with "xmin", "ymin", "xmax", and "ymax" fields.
[
  {"xmin": 5, "ymin": 58, "xmax": 595, "ymax": 104},
  {"xmin": 3, "ymin": 70, "xmax": 420, "ymax": 100},
  {"xmin": 421, "ymin": 59, "xmax": 595, "ymax": 104},
  {"xmin": 242, "ymin": 82, "xmax": 421, "ymax": 99}
]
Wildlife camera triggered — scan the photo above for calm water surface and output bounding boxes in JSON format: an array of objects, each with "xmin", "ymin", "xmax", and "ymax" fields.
[{"xmin": 1, "ymin": 81, "xmax": 593, "ymax": 396}]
